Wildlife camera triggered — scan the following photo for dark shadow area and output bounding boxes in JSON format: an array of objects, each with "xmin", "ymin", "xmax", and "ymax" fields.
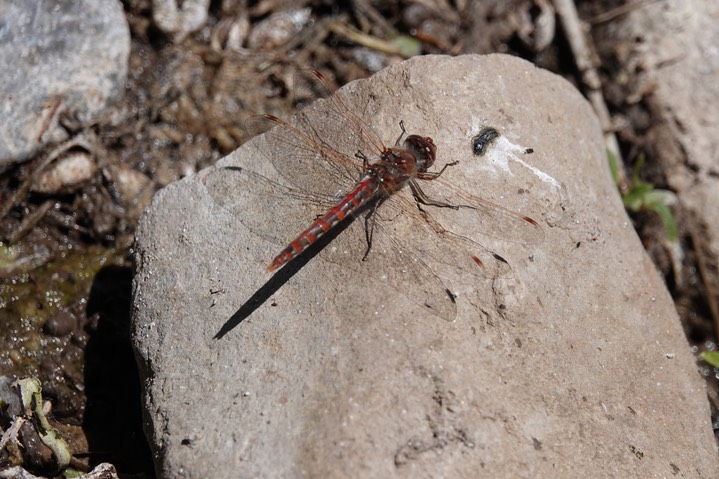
[
  {"xmin": 83, "ymin": 265, "xmax": 154, "ymax": 474},
  {"xmin": 214, "ymin": 214, "xmax": 356, "ymax": 339}
]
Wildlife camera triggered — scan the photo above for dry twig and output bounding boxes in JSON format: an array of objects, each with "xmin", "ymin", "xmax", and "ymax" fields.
[{"xmin": 553, "ymin": 0, "xmax": 623, "ymax": 177}]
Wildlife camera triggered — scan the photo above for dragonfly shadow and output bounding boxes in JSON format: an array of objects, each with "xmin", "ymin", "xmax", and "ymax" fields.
[{"xmin": 213, "ymin": 214, "xmax": 356, "ymax": 339}]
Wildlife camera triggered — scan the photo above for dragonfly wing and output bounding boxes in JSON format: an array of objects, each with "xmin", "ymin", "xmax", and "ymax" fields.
[
  {"xmin": 244, "ymin": 70, "xmax": 390, "ymax": 193},
  {"xmin": 416, "ymin": 178, "xmax": 545, "ymax": 246},
  {"xmin": 318, "ymin": 214, "xmax": 458, "ymax": 322},
  {"xmin": 380, "ymin": 194, "xmax": 514, "ymax": 281},
  {"xmin": 245, "ymin": 115, "xmax": 362, "ymax": 196},
  {"xmin": 204, "ymin": 165, "xmax": 335, "ymax": 247},
  {"xmin": 292, "ymin": 69, "xmax": 386, "ymax": 159},
  {"xmin": 206, "ymin": 165, "xmax": 456, "ymax": 320}
]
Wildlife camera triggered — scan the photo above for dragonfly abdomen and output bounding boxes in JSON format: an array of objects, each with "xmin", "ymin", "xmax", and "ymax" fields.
[{"xmin": 267, "ymin": 178, "xmax": 377, "ymax": 272}]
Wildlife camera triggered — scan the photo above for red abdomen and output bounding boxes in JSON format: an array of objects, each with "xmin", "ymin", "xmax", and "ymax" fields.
[{"xmin": 268, "ymin": 178, "xmax": 377, "ymax": 272}]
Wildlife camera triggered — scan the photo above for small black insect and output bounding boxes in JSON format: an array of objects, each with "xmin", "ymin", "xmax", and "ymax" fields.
[{"xmin": 472, "ymin": 127, "xmax": 499, "ymax": 156}]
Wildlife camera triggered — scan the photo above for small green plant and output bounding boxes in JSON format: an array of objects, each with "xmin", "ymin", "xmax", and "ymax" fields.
[
  {"xmin": 608, "ymin": 151, "xmax": 678, "ymax": 242},
  {"xmin": 701, "ymin": 351, "xmax": 719, "ymax": 368}
]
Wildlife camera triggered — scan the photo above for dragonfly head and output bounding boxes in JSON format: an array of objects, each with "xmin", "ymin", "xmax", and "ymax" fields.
[{"xmin": 403, "ymin": 135, "xmax": 437, "ymax": 172}]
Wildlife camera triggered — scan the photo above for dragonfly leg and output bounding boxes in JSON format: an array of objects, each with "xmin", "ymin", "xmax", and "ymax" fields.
[
  {"xmin": 361, "ymin": 199, "xmax": 385, "ymax": 261},
  {"xmin": 416, "ymin": 161, "xmax": 460, "ymax": 180},
  {"xmin": 409, "ymin": 180, "xmax": 459, "ymax": 210},
  {"xmin": 355, "ymin": 150, "xmax": 371, "ymax": 171},
  {"xmin": 394, "ymin": 120, "xmax": 407, "ymax": 146}
]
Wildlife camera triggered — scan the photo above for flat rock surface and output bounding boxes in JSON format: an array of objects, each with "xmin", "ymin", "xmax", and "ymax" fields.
[{"xmin": 132, "ymin": 54, "xmax": 718, "ymax": 477}]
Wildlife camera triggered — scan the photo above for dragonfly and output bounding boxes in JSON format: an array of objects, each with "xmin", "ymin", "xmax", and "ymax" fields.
[{"xmin": 207, "ymin": 69, "xmax": 544, "ymax": 321}]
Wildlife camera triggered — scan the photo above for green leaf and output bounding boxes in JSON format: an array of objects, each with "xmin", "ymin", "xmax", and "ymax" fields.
[
  {"xmin": 623, "ymin": 183, "xmax": 653, "ymax": 211},
  {"xmin": 16, "ymin": 377, "xmax": 72, "ymax": 471},
  {"xmin": 650, "ymin": 202, "xmax": 678, "ymax": 242},
  {"xmin": 390, "ymin": 35, "xmax": 422, "ymax": 57},
  {"xmin": 631, "ymin": 154, "xmax": 646, "ymax": 183},
  {"xmin": 701, "ymin": 351, "xmax": 719, "ymax": 368}
]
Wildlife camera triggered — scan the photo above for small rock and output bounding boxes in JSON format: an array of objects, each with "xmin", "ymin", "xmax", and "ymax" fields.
[
  {"xmin": 247, "ymin": 8, "xmax": 311, "ymax": 50},
  {"xmin": 152, "ymin": 0, "xmax": 209, "ymax": 39},
  {"xmin": 43, "ymin": 310, "xmax": 77, "ymax": 337},
  {"xmin": 32, "ymin": 152, "xmax": 98, "ymax": 194}
]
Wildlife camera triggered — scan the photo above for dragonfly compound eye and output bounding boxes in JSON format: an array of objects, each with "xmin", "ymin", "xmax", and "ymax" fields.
[{"xmin": 404, "ymin": 135, "xmax": 438, "ymax": 165}]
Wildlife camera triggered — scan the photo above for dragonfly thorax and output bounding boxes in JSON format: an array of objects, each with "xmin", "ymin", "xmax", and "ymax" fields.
[{"xmin": 370, "ymin": 134, "xmax": 438, "ymax": 195}]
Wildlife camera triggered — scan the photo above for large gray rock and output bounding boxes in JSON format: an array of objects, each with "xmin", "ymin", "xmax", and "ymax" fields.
[
  {"xmin": 132, "ymin": 54, "xmax": 718, "ymax": 477},
  {"xmin": 0, "ymin": 0, "xmax": 129, "ymax": 167}
]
